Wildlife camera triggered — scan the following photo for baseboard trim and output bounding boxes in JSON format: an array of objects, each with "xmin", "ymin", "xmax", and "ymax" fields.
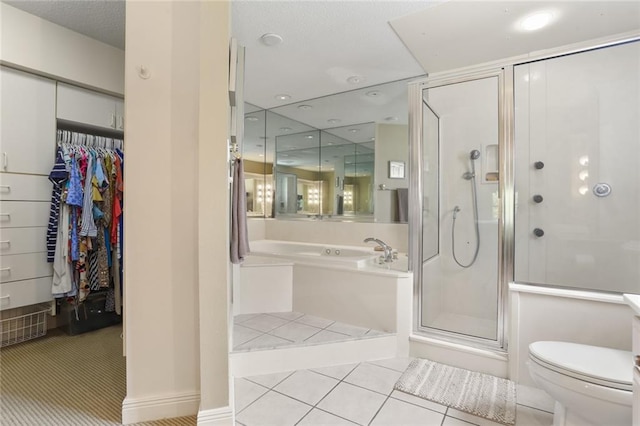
[
  {"xmin": 197, "ymin": 406, "xmax": 233, "ymax": 425},
  {"xmin": 121, "ymin": 391, "xmax": 200, "ymax": 424}
]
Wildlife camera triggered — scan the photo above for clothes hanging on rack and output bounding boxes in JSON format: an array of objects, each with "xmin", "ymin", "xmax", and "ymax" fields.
[{"xmin": 48, "ymin": 130, "xmax": 124, "ymax": 311}]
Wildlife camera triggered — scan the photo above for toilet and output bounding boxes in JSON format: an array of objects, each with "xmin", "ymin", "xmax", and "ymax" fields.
[{"xmin": 528, "ymin": 341, "xmax": 633, "ymax": 426}]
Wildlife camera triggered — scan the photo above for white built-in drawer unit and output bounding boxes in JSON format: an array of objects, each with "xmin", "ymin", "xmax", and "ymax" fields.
[
  {"xmin": 0, "ymin": 227, "xmax": 47, "ymax": 255},
  {"xmin": 0, "ymin": 277, "xmax": 52, "ymax": 311},
  {"xmin": 0, "ymin": 174, "xmax": 51, "ymax": 201},
  {"xmin": 57, "ymin": 82, "xmax": 125, "ymax": 131},
  {"xmin": 0, "ymin": 201, "xmax": 50, "ymax": 228},
  {"xmin": 0, "ymin": 252, "xmax": 52, "ymax": 283}
]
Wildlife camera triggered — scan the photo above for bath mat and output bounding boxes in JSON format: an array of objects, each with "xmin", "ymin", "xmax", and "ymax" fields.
[{"xmin": 394, "ymin": 358, "xmax": 517, "ymax": 425}]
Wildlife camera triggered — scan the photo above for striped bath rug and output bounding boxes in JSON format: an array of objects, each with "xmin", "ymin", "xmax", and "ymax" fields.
[{"xmin": 394, "ymin": 358, "xmax": 517, "ymax": 425}]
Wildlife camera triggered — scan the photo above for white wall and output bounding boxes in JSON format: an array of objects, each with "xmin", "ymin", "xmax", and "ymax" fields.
[
  {"xmin": 0, "ymin": 3, "xmax": 124, "ymax": 95},
  {"xmin": 123, "ymin": 1, "xmax": 230, "ymax": 423}
]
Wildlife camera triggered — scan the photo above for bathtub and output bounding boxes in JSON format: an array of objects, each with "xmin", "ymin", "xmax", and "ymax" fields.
[{"xmin": 249, "ymin": 239, "xmax": 380, "ymax": 268}]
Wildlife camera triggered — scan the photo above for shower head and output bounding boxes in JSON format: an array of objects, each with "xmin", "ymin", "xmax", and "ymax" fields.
[{"xmin": 470, "ymin": 149, "xmax": 481, "ymax": 160}]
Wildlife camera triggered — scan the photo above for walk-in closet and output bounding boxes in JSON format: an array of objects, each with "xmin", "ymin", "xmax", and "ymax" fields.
[{"xmin": 0, "ymin": 63, "xmax": 128, "ymax": 424}]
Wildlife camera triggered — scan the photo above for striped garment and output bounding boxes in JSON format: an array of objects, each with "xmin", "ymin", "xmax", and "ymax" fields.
[
  {"xmin": 79, "ymin": 154, "xmax": 97, "ymax": 237},
  {"xmin": 46, "ymin": 148, "xmax": 68, "ymax": 263}
]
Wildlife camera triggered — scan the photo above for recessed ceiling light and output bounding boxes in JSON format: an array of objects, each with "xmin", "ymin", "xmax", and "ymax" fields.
[
  {"xmin": 327, "ymin": 118, "xmax": 341, "ymax": 124},
  {"xmin": 366, "ymin": 90, "xmax": 382, "ymax": 97},
  {"xmin": 279, "ymin": 127, "xmax": 292, "ymax": 132},
  {"xmin": 518, "ymin": 11, "xmax": 554, "ymax": 32},
  {"xmin": 245, "ymin": 116, "xmax": 259, "ymax": 121},
  {"xmin": 327, "ymin": 142, "xmax": 334, "ymax": 145},
  {"xmin": 385, "ymin": 116, "xmax": 399, "ymax": 122},
  {"xmin": 305, "ymin": 135, "xmax": 314, "ymax": 139},
  {"xmin": 347, "ymin": 75, "xmax": 366, "ymax": 85},
  {"xmin": 260, "ymin": 33, "xmax": 283, "ymax": 46},
  {"xmin": 298, "ymin": 104, "xmax": 313, "ymax": 110},
  {"xmin": 370, "ymin": 137, "xmax": 375, "ymax": 141},
  {"xmin": 348, "ymin": 128, "xmax": 359, "ymax": 133},
  {"xmin": 275, "ymin": 94, "xmax": 291, "ymax": 101},
  {"xmin": 258, "ymin": 154, "xmax": 264, "ymax": 157}
]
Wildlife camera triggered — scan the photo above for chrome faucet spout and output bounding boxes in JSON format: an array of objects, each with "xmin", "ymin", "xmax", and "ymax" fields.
[{"xmin": 364, "ymin": 237, "xmax": 393, "ymax": 262}]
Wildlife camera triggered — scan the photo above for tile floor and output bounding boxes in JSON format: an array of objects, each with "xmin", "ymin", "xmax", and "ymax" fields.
[
  {"xmin": 234, "ymin": 358, "xmax": 554, "ymax": 426},
  {"xmin": 233, "ymin": 312, "xmax": 393, "ymax": 352}
]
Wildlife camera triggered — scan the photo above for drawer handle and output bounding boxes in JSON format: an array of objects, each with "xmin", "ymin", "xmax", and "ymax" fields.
[
  {"xmin": 2, "ymin": 152, "xmax": 7, "ymax": 171},
  {"xmin": 0, "ymin": 240, "xmax": 9, "ymax": 247},
  {"xmin": 0, "ymin": 295, "xmax": 10, "ymax": 302},
  {"xmin": 0, "ymin": 267, "xmax": 11, "ymax": 273},
  {"xmin": 0, "ymin": 213, "xmax": 10, "ymax": 218},
  {"xmin": 0, "ymin": 185, "xmax": 9, "ymax": 191}
]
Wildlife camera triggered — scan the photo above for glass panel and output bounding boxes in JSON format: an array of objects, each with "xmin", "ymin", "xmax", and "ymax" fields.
[
  {"xmin": 514, "ymin": 41, "xmax": 640, "ymax": 294},
  {"xmin": 243, "ymin": 106, "xmax": 267, "ymax": 217},
  {"xmin": 421, "ymin": 76, "xmax": 500, "ymax": 341},
  {"xmin": 422, "ymin": 101, "xmax": 439, "ymax": 262},
  {"xmin": 275, "ymin": 130, "xmax": 321, "ymax": 218}
]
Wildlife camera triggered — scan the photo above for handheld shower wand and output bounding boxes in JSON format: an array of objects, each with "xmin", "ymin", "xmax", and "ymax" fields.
[{"xmin": 452, "ymin": 149, "xmax": 481, "ymax": 268}]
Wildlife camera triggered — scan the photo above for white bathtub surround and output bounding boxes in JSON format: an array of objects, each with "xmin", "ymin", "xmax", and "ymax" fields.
[
  {"xmin": 231, "ymin": 240, "xmax": 412, "ymax": 377},
  {"xmin": 233, "ymin": 256, "xmax": 293, "ymax": 315},
  {"xmin": 262, "ymin": 219, "xmax": 409, "ymax": 254}
]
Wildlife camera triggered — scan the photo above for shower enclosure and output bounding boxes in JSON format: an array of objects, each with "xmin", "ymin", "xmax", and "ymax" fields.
[{"xmin": 410, "ymin": 38, "xmax": 640, "ymax": 351}]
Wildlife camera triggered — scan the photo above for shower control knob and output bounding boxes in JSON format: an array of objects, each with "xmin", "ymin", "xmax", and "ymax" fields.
[
  {"xmin": 534, "ymin": 161, "xmax": 544, "ymax": 170},
  {"xmin": 533, "ymin": 195, "xmax": 543, "ymax": 203},
  {"xmin": 533, "ymin": 228, "xmax": 545, "ymax": 237}
]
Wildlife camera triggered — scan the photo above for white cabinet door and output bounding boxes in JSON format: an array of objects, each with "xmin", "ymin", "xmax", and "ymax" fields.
[
  {"xmin": 0, "ymin": 67, "xmax": 56, "ymax": 175},
  {"xmin": 0, "ymin": 277, "xmax": 53, "ymax": 311},
  {"xmin": 115, "ymin": 98, "xmax": 125, "ymax": 131},
  {"xmin": 57, "ymin": 82, "xmax": 123, "ymax": 130}
]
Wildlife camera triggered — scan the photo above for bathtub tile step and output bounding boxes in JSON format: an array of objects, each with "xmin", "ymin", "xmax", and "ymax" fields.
[
  {"xmin": 326, "ymin": 321, "xmax": 371, "ymax": 337},
  {"xmin": 269, "ymin": 321, "xmax": 323, "ymax": 343},
  {"xmin": 304, "ymin": 330, "xmax": 354, "ymax": 344},
  {"xmin": 295, "ymin": 314, "xmax": 336, "ymax": 329},
  {"xmin": 239, "ymin": 313, "xmax": 291, "ymax": 333},
  {"xmin": 235, "ymin": 333, "xmax": 294, "ymax": 351},
  {"xmin": 266, "ymin": 311, "xmax": 305, "ymax": 321},
  {"xmin": 233, "ymin": 324, "xmax": 264, "ymax": 346}
]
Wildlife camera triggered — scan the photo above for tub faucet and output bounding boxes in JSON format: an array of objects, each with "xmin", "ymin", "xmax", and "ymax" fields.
[{"xmin": 364, "ymin": 237, "xmax": 393, "ymax": 262}]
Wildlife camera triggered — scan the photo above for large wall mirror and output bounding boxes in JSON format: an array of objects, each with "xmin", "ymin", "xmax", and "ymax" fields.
[{"xmin": 242, "ymin": 76, "xmax": 422, "ymax": 223}]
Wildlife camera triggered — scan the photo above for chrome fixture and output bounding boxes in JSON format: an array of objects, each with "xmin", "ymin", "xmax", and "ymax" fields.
[
  {"xmin": 452, "ymin": 149, "xmax": 481, "ymax": 268},
  {"xmin": 593, "ymin": 183, "xmax": 612, "ymax": 197},
  {"xmin": 364, "ymin": 237, "xmax": 393, "ymax": 262}
]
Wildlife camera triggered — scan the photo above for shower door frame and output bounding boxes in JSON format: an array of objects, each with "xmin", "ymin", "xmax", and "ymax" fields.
[{"xmin": 409, "ymin": 68, "xmax": 514, "ymax": 352}]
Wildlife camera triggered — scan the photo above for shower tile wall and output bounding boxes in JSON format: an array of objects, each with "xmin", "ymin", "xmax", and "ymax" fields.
[{"xmin": 514, "ymin": 40, "xmax": 640, "ymax": 294}]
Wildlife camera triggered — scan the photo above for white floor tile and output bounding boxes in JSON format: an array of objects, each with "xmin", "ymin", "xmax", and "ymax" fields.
[
  {"xmin": 244, "ymin": 371, "xmax": 294, "ymax": 389},
  {"xmin": 240, "ymin": 314, "xmax": 291, "ymax": 333},
  {"xmin": 297, "ymin": 408, "xmax": 359, "ymax": 425},
  {"xmin": 233, "ymin": 324, "xmax": 263, "ymax": 347},
  {"xmin": 515, "ymin": 405, "xmax": 553, "ymax": 426},
  {"xmin": 235, "ymin": 390, "xmax": 312, "ymax": 426},
  {"xmin": 234, "ymin": 378, "xmax": 268, "ymax": 413},
  {"xmin": 267, "ymin": 311, "xmax": 305, "ymax": 321},
  {"xmin": 326, "ymin": 321, "xmax": 370, "ymax": 337},
  {"xmin": 442, "ymin": 417, "xmax": 476, "ymax": 426},
  {"xmin": 447, "ymin": 408, "xmax": 503, "ymax": 426},
  {"xmin": 316, "ymin": 382, "xmax": 387, "ymax": 425},
  {"xmin": 369, "ymin": 357, "xmax": 415, "ymax": 373},
  {"xmin": 235, "ymin": 333, "xmax": 293, "ymax": 351},
  {"xmin": 370, "ymin": 397, "xmax": 445, "ymax": 425},
  {"xmin": 311, "ymin": 363, "xmax": 359, "ymax": 380},
  {"xmin": 269, "ymin": 321, "xmax": 323, "ymax": 343},
  {"xmin": 343, "ymin": 363, "xmax": 402, "ymax": 396},
  {"xmin": 305, "ymin": 330, "xmax": 353, "ymax": 344},
  {"xmin": 234, "ymin": 313, "xmax": 260, "ymax": 324},
  {"xmin": 389, "ymin": 390, "xmax": 447, "ymax": 414},
  {"xmin": 296, "ymin": 314, "xmax": 335, "ymax": 329},
  {"xmin": 516, "ymin": 384, "xmax": 555, "ymax": 413},
  {"xmin": 274, "ymin": 370, "xmax": 339, "ymax": 406}
]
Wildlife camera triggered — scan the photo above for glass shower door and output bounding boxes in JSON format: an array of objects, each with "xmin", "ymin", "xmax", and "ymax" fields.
[{"xmin": 418, "ymin": 75, "xmax": 502, "ymax": 345}]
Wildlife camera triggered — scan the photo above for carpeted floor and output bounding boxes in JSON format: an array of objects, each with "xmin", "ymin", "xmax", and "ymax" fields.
[{"xmin": 0, "ymin": 324, "xmax": 196, "ymax": 425}]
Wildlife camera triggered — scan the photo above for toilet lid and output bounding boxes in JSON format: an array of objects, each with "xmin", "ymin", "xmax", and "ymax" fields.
[{"xmin": 529, "ymin": 341, "xmax": 633, "ymax": 391}]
